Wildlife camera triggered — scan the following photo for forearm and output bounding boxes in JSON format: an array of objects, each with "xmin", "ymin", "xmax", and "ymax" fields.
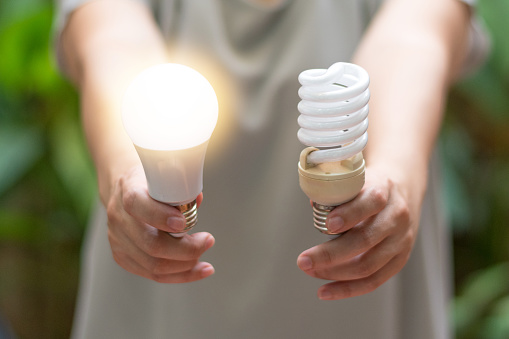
[
  {"xmin": 353, "ymin": 0, "xmax": 471, "ymax": 201},
  {"xmin": 60, "ymin": 0, "xmax": 169, "ymax": 203}
]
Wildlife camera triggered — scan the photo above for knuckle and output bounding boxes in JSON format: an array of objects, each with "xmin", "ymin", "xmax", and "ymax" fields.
[
  {"xmin": 144, "ymin": 238, "xmax": 165, "ymax": 258},
  {"xmin": 150, "ymin": 258, "xmax": 169, "ymax": 275},
  {"xmin": 149, "ymin": 272, "xmax": 167, "ymax": 284},
  {"xmin": 395, "ymin": 201, "xmax": 411, "ymax": 224},
  {"xmin": 122, "ymin": 187, "xmax": 140, "ymax": 214},
  {"xmin": 358, "ymin": 227, "xmax": 377, "ymax": 248},
  {"xmin": 106, "ymin": 200, "xmax": 121, "ymax": 225},
  {"xmin": 355, "ymin": 259, "xmax": 376, "ymax": 278},
  {"xmin": 184, "ymin": 242, "xmax": 203, "ymax": 260},
  {"xmin": 369, "ymin": 186, "xmax": 389, "ymax": 208}
]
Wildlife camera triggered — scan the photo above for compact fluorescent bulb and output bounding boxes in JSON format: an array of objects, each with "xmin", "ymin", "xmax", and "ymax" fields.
[{"xmin": 297, "ymin": 62, "xmax": 369, "ymax": 235}]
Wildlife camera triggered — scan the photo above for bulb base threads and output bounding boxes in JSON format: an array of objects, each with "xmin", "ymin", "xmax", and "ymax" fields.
[
  {"xmin": 169, "ymin": 199, "xmax": 198, "ymax": 238},
  {"xmin": 312, "ymin": 202, "xmax": 343, "ymax": 236}
]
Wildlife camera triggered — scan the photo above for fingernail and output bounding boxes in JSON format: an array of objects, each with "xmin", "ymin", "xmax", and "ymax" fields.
[
  {"xmin": 297, "ymin": 256, "xmax": 313, "ymax": 271},
  {"xmin": 167, "ymin": 216, "xmax": 186, "ymax": 231},
  {"xmin": 318, "ymin": 289, "xmax": 333, "ymax": 300},
  {"xmin": 327, "ymin": 216, "xmax": 344, "ymax": 234},
  {"xmin": 201, "ymin": 265, "xmax": 215, "ymax": 278}
]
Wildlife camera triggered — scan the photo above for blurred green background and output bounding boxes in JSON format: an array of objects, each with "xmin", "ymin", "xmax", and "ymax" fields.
[{"xmin": 0, "ymin": 0, "xmax": 508, "ymax": 338}]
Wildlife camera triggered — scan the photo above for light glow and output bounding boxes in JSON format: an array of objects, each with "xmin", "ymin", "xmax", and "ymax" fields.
[{"xmin": 122, "ymin": 63, "xmax": 218, "ymax": 151}]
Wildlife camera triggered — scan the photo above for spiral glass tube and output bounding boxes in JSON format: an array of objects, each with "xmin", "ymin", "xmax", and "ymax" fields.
[{"xmin": 298, "ymin": 62, "xmax": 370, "ymax": 164}]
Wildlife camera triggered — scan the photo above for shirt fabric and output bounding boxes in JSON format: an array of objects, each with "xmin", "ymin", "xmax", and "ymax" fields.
[{"xmin": 54, "ymin": 1, "xmax": 485, "ymax": 338}]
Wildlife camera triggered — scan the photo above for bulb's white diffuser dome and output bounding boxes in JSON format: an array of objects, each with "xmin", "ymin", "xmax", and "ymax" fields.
[{"xmin": 122, "ymin": 63, "xmax": 218, "ymax": 151}]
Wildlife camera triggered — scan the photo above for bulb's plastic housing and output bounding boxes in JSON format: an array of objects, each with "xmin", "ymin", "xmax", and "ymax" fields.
[
  {"xmin": 135, "ymin": 142, "xmax": 209, "ymax": 205},
  {"xmin": 298, "ymin": 147, "xmax": 365, "ymax": 206},
  {"xmin": 298, "ymin": 147, "xmax": 365, "ymax": 235}
]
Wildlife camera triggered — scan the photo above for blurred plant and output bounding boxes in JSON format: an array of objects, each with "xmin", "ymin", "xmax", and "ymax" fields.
[
  {"xmin": 0, "ymin": 0, "xmax": 95, "ymax": 337},
  {"xmin": 0, "ymin": 0, "xmax": 508, "ymax": 338},
  {"xmin": 441, "ymin": 0, "xmax": 509, "ymax": 338},
  {"xmin": 453, "ymin": 263, "xmax": 509, "ymax": 339}
]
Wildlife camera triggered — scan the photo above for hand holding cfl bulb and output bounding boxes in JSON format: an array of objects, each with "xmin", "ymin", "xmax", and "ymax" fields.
[
  {"xmin": 122, "ymin": 63, "xmax": 218, "ymax": 237},
  {"xmin": 297, "ymin": 62, "xmax": 369, "ymax": 235}
]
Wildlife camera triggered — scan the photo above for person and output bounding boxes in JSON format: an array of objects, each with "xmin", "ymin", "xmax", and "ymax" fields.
[{"xmin": 54, "ymin": 0, "xmax": 487, "ymax": 338}]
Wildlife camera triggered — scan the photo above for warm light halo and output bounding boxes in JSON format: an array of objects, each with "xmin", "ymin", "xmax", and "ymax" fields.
[{"xmin": 122, "ymin": 63, "xmax": 219, "ymax": 151}]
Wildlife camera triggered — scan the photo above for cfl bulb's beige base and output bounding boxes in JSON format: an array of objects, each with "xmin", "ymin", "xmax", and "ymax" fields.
[
  {"xmin": 169, "ymin": 199, "xmax": 198, "ymax": 238},
  {"xmin": 298, "ymin": 147, "xmax": 365, "ymax": 235}
]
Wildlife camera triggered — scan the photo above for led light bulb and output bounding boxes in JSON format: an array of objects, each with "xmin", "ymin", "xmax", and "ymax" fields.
[
  {"xmin": 122, "ymin": 63, "xmax": 218, "ymax": 237},
  {"xmin": 297, "ymin": 62, "xmax": 369, "ymax": 235}
]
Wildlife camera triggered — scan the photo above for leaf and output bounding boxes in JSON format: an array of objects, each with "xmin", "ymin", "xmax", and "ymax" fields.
[
  {"xmin": 0, "ymin": 0, "xmax": 45, "ymax": 31},
  {"xmin": 0, "ymin": 6, "xmax": 60, "ymax": 98},
  {"xmin": 439, "ymin": 127, "xmax": 475, "ymax": 231},
  {"xmin": 453, "ymin": 262, "xmax": 509, "ymax": 335},
  {"xmin": 48, "ymin": 112, "xmax": 96, "ymax": 221},
  {"xmin": 479, "ymin": 0, "xmax": 509, "ymax": 78},
  {"xmin": 0, "ymin": 124, "xmax": 44, "ymax": 196},
  {"xmin": 457, "ymin": 66, "xmax": 509, "ymax": 123},
  {"xmin": 0, "ymin": 209, "xmax": 45, "ymax": 243},
  {"xmin": 480, "ymin": 296, "xmax": 509, "ymax": 339}
]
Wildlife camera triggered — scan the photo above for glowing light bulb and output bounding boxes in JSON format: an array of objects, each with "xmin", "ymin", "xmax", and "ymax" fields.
[
  {"xmin": 297, "ymin": 62, "xmax": 369, "ymax": 235},
  {"xmin": 122, "ymin": 63, "xmax": 218, "ymax": 237}
]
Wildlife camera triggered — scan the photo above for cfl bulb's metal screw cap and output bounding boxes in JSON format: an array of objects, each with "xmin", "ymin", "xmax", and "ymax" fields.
[
  {"xmin": 312, "ymin": 202, "xmax": 340, "ymax": 235},
  {"xmin": 169, "ymin": 199, "xmax": 198, "ymax": 238}
]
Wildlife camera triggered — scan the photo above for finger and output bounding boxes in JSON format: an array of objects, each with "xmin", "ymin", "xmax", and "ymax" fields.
[
  {"xmin": 109, "ymin": 230, "xmax": 201, "ymax": 274},
  {"xmin": 308, "ymin": 237, "xmax": 398, "ymax": 281},
  {"xmin": 109, "ymin": 197, "xmax": 215, "ymax": 262},
  {"xmin": 326, "ymin": 184, "xmax": 389, "ymax": 234},
  {"xmin": 112, "ymin": 250, "xmax": 215, "ymax": 284},
  {"xmin": 133, "ymin": 230, "xmax": 215, "ymax": 261},
  {"xmin": 154, "ymin": 262, "xmax": 215, "ymax": 284},
  {"xmin": 196, "ymin": 192, "xmax": 204, "ymax": 208},
  {"xmin": 298, "ymin": 216, "xmax": 388, "ymax": 272},
  {"xmin": 121, "ymin": 184, "xmax": 189, "ymax": 233},
  {"xmin": 316, "ymin": 253, "xmax": 407, "ymax": 300}
]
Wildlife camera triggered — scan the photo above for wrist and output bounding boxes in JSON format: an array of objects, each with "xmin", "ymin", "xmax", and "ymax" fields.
[{"xmin": 96, "ymin": 150, "xmax": 141, "ymax": 206}]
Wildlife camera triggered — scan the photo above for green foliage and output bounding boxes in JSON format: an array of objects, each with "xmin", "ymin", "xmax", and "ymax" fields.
[
  {"xmin": 0, "ymin": 0, "xmax": 508, "ymax": 338},
  {"xmin": 0, "ymin": 125, "xmax": 44, "ymax": 197},
  {"xmin": 454, "ymin": 263, "xmax": 509, "ymax": 339},
  {"xmin": 0, "ymin": 0, "xmax": 95, "ymax": 337},
  {"xmin": 441, "ymin": 0, "xmax": 509, "ymax": 337}
]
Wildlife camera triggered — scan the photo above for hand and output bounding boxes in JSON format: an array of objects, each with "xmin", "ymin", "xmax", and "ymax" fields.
[
  {"xmin": 297, "ymin": 166, "xmax": 420, "ymax": 300},
  {"xmin": 105, "ymin": 165, "xmax": 215, "ymax": 283}
]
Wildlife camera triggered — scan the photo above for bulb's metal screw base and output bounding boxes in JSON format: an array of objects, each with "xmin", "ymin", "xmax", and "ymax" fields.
[
  {"xmin": 169, "ymin": 199, "xmax": 198, "ymax": 238},
  {"xmin": 312, "ymin": 202, "xmax": 343, "ymax": 236}
]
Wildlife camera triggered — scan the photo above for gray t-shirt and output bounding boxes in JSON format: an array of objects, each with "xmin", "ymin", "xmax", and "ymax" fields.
[{"xmin": 54, "ymin": 1, "xmax": 485, "ymax": 338}]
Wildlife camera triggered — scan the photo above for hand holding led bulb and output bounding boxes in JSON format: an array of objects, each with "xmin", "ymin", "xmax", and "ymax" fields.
[{"xmin": 96, "ymin": 62, "xmax": 217, "ymax": 284}]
